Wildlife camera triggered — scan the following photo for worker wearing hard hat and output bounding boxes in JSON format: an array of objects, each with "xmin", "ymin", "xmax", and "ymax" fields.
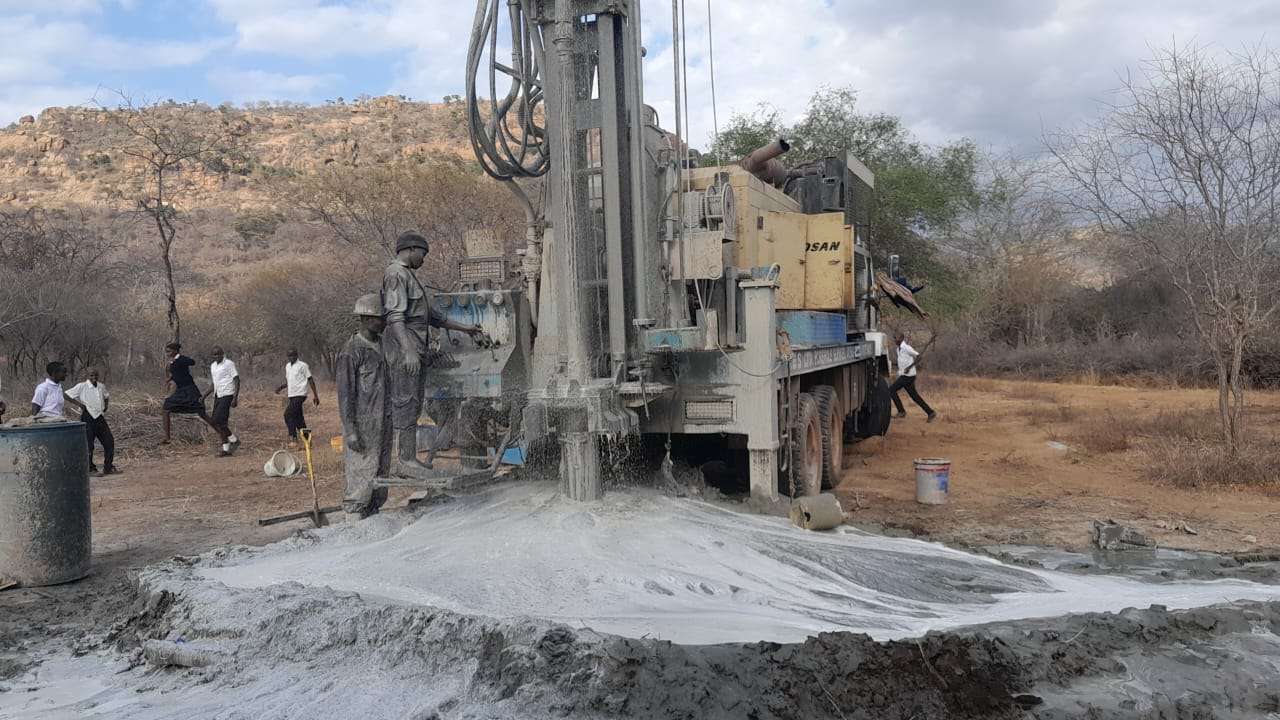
[
  {"xmin": 337, "ymin": 293, "xmax": 391, "ymax": 519},
  {"xmin": 381, "ymin": 231, "xmax": 483, "ymax": 479}
]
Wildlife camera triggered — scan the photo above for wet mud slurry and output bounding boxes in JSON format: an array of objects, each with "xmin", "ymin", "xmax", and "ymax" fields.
[{"xmin": 4, "ymin": 482, "xmax": 1280, "ymax": 719}]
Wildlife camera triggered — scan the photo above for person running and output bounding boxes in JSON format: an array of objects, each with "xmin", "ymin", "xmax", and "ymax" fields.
[
  {"xmin": 274, "ymin": 349, "xmax": 319, "ymax": 445},
  {"xmin": 891, "ymin": 331, "xmax": 937, "ymax": 422},
  {"xmin": 161, "ymin": 341, "xmax": 231, "ymax": 448},
  {"xmin": 202, "ymin": 346, "xmax": 240, "ymax": 457},
  {"xmin": 66, "ymin": 368, "xmax": 118, "ymax": 475},
  {"xmin": 31, "ymin": 361, "xmax": 69, "ymax": 419}
]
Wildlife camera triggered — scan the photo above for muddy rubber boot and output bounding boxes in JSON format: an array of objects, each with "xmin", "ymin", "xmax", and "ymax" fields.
[{"xmin": 389, "ymin": 427, "xmax": 437, "ymax": 479}]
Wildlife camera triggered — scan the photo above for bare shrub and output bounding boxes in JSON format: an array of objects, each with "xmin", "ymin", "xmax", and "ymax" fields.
[
  {"xmin": 1131, "ymin": 410, "xmax": 1218, "ymax": 444},
  {"xmin": 1072, "ymin": 412, "xmax": 1132, "ymax": 454}
]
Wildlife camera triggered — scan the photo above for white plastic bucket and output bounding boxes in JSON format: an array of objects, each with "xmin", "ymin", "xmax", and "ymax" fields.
[
  {"xmin": 914, "ymin": 457, "xmax": 950, "ymax": 505},
  {"xmin": 264, "ymin": 450, "xmax": 301, "ymax": 478}
]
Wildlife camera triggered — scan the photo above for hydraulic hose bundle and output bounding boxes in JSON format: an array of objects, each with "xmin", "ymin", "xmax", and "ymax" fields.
[{"xmin": 466, "ymin": 0, "xmax": 548, "ymax": 181}]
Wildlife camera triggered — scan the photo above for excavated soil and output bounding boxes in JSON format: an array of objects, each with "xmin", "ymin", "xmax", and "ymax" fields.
[{"xmin": 5, "ymin": 483, "xmax": 1280, "ymax": 720}]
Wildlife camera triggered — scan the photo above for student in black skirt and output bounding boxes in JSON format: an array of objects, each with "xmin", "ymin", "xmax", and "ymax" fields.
[{"xmin": 161, "ymin": 341, "xmax": 231, "ymax": 449}]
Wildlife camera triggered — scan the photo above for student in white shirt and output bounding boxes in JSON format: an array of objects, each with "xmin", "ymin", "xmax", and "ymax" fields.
[
  {"xmin": 202, "ymin": 346, "xmax": 241, "ymax": 457},
  {"xmin": 891, "ymin": 331, "xmax": 937, "ymax": 422},
  {"xmin": 30, "ymin": 361, "xmax": 69, "ymax": 419},
  {"xmin": 66, "ymin": 368, "xmax": 118, "ymax": 475},
  {"xmin": 274, "ymin": 348, "xmax": 319, "ymax": 444}
]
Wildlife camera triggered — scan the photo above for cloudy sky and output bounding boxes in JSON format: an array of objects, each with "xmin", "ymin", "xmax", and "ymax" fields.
[{"xmin": 1, "ymin": 0, "xmax": 1273, "ymax": 151}]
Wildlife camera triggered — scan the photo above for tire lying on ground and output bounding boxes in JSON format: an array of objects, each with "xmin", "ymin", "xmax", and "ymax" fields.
[{"xmin": 811, "ymin": 385, "xmax": 843, "ymax": 490}]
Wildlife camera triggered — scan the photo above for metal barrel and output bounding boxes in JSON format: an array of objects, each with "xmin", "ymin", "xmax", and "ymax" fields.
[
  {"xmin": 0, "ymin": 422, "xmax": 91, "ymax": 586},
  {"xmin": 914, "ymin": 457, "xmax": 951, "ymax": 505}
]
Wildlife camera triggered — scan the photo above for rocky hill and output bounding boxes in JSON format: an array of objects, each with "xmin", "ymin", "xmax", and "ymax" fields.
[{"xmin": 0, "ymin": 95, "xmax": 472, "ymax": 211}]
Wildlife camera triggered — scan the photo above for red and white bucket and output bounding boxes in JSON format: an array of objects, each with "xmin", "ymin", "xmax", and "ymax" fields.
[{"xmin": 914, "ymin": 457, "xmax": 951, "ymax": 505}]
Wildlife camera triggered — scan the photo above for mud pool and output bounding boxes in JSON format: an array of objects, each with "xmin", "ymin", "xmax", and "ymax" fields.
[{"xmin": 201, "ymin": 482, "xmax": 1280, "ymax": 644}]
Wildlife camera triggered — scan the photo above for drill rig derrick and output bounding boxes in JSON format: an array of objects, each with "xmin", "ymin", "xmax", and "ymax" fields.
[
  {"xmin": 467, "ymin": 0, "xmax": 675, "ymax": 500},
  {"xmin": 466, "ymin": 0, "xmax": 895, "ymax": 503}
]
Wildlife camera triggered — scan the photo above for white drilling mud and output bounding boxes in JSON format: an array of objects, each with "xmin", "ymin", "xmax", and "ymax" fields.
[
  {"xmin": 202, "ymin": 482, "xmax": 1280, "ymax": 644},
  {"xmin": 8, "ymin": 481, "xmax": 1280, "ymax": 720}
]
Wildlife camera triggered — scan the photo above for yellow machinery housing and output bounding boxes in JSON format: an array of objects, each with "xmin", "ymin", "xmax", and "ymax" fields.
[{"xmin": 685, "ymin": 166, "xmax": 860, "ymax": 312}]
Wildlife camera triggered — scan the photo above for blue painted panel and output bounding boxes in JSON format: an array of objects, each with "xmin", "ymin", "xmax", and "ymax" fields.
[{"xmin": 778, "ymin": 311, "xmax": 846, "ymax": 347}]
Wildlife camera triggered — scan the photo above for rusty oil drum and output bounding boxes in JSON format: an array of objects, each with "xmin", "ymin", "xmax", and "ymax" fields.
[{"xmin": 0, "ymin": 422, "xmax": 91, "ymax": 586}]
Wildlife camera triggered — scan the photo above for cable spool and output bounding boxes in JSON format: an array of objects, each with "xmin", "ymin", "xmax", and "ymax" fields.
[{"xmin": 702, "ymin": 179, "xmax": 736, "ymax": 239}]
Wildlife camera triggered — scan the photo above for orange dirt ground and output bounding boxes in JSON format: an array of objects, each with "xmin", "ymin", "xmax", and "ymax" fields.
[
  {"xmin": 836, "ymin": 374, "xmax": 1280, "ymax": 554},
  {"xmin": 48, "ymin": 374, "xmax": 1280, "ymax": 574}
]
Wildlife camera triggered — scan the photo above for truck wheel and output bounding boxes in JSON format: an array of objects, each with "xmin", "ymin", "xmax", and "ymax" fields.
[
  {"xmin": 785, "ymin": 392, "xmax": 823, "ymax": 497},
  {"xmin": 855, "ymin": 375, "xmax": 893, "ymax": 438},
  {"xmin": 812, "ymin": 385, "xmax": 843, "ymax": 489}
]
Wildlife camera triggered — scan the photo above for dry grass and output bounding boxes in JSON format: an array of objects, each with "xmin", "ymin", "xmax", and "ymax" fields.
[
  {"xmin": 1070, "ymin": 411, "xmax": 1133, "ymax": 454},
  {"xmin": 927, "ymin": 374, "xmax": 1001, "ymax": 395},
  {"xmin": 1142, "ymin": 438, "xmax": 1280, "ymax": 488},
  {"xmin": 1004, "ymin": 383, "xmax": 1060, "ymax": 403},
  {"xmin": 1129, "ymin": 409, "xmax": 1218, "ymax": 444},
  {"xmin": 993, "ymin": 450, "xmax": 1034, "ymax": 470},
  {"xmin": 1020, "ymin": 403, "xmax": 1078, "ymax": 427}
]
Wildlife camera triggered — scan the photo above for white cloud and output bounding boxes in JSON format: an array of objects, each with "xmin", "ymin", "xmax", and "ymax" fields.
[
  {"xmin": 208, "ymin": 0, "xmax": 419, "ymax": 59},
  {"xmin": 0, "ymin": 11, "xmax": 230, "ymax": 123},
  {"xmin": 208, "ymin": 68, "xmax": 341, "ymax": 102},
  {"xmin": 0, "ymin": 83, "xmax": 99, "ymax": 125},
  {"xmin": 0, "ymin": 0, "xmax": 102, "ymax": 12},
  {"xmin": 0, "ymin": 1, "xmax": 139, "ymax": 14},
  {"xmin": 202, "ymin": 0, "xmax": 1280, "ymax": 151},
  {"xmin": 206, "ymin": 0, "xmax": 477, "ymax": 100},
  {"xmin": 0, "ymin": 16, "xmax": 227, "ymax": 83}
]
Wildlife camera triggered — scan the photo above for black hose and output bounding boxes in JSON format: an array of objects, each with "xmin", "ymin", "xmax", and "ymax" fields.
[{"xmin": 466, "ymin": 0, "xmax": 548, "ymax": 181}]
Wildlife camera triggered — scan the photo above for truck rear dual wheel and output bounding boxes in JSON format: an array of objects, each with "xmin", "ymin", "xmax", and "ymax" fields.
[
  {"xmin": 811, "ymin": 385, "xmax": 844, "ymax": 490},
  {"xmin": 786, "ymin": 393, "xmax": 823, "ymax": 497}
]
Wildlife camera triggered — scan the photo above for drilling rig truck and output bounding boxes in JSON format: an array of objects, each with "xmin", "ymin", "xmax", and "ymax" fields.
[{"xmin": 400, "ymin": 0, "xmax": 899, "ymax": 503}]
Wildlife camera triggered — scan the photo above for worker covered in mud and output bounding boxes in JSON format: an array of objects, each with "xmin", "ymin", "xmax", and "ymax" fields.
[
  {"xmin": 381, "ymin": 231, "xmax": 482, "ymax": 478},
  {"xmin": 337, "ymin": 294, "xmax": 391, "ymax": 519}
]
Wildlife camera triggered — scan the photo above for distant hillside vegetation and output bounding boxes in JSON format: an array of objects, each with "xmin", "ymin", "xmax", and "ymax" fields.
[{"xmin": 0, "ymin": 95, "xmax": 472, "ymax": 211}]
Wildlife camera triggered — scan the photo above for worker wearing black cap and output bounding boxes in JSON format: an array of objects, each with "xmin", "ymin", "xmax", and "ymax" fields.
[{"xmin": 382, "ymin": 230, "xmax": 482, "ymax": 479}]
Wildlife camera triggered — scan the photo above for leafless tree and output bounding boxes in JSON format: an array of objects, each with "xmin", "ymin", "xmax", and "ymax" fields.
[
  {"xmin": 270, "ymin": 156, "xmax": 523, "ymax": 289},
  {"xmin": 1048, "ymin": 43, "xmax": 1280, "ymax": 451},
  {"xmin": 0, "ymin": 208, "xmax": 125, "ymax": 374},
  {"xmin": 941, "ymin": 155, "xmax": 1082, "ymax": 347},
  {"xmin": 98, "ymin": 93, "xmax": 249, "ymax": 343}
]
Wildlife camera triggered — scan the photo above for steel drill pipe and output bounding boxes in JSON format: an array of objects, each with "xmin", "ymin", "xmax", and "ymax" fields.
[{"xmin": 740, "ymin": 137, "xmax": 795, "ymax": 188}]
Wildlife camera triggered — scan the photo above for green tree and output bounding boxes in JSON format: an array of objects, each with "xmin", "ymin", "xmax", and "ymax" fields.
[
  {"xmin": 705, "ymin": 103, "xmax": 784, "ymax": 166},
  {"xmin": 708, "ymin": 86, "xmax": 977, "ymax": 290}
]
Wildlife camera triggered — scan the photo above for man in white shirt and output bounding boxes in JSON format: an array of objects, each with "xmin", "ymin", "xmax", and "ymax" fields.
[
  {"xmin": 66, "ymin": 368, "xmax": 118, "ymax": 475},
  {"xmin": 30, "ymin": 361, "xmax": 69, "ymax": 419},
  {"xmin": 274, "ymin": 348, "xmax": 319, "ymax": 444},
  {"xmin": 202, "ymin": 346, "xmax": 241, "ymax": 457},
  {"xmin": 891, "ymin": 332, "xmax": 937, "ymax": 422}
]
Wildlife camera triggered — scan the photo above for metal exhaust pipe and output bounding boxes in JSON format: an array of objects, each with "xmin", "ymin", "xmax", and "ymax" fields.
[{"xmin": 740, "ymin": 137, "xmax": 794, "ymax": 187}]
